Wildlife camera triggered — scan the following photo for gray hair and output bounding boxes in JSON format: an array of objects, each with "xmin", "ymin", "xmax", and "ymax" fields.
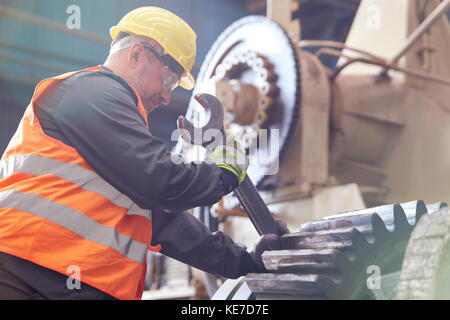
[{"xmin": 109, "ymin": 32, "xmax": 163, "ymax": 56}]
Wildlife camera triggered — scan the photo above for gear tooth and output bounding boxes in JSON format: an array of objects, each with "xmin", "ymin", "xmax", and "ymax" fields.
[
  {"xmin": 332, "ymin": 248, "xmax": 355, "ymax": 275},
  {"xmin": 393, "ymin": 204, "xmax": 412, "ymax": 233},
  {"xmin": 316, "ymin": 274, "xmax": 340, "ymax": 300},
  {"xmin": 425, "ymin": 202, "xmax": 448, "ymax": 216},
  {"xmin": 350, "ymin": 227, "xmax": 371, "ymax": 255},
  {"xmin": 320, "ymin": 249, "xmax": 358, "ymax": 299},
  {"xmin": 245, "ymin": 273, "xmax": 323, "ymax": 297},
  {"xmin": 262, "ymin": 249, "xmax": 337, "ymax": 272},
  {"xmin": 413, "ymin": 200, "xmax": 428, "ymax": 225},
  {"xmin": 415, "ymin": 200, "xmax": 428, "ymax": 215},
  {"xmin": 371, "ymin": 213, "xmax": 390, "ymax": 241}
]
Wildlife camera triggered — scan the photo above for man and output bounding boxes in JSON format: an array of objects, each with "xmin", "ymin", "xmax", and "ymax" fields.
[{"xmin": 0, "ymin": 6, "xmax": 287, "ymax": 300}]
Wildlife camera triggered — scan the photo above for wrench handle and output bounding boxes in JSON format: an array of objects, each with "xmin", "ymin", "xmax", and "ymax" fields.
[{"xmin": 233, "ymin": 175, "xmax": 281, "ymax": 236}]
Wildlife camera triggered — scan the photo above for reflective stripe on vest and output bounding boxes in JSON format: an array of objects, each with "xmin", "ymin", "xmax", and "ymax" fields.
[
  {"xmin": 0, "ymin": 154, "xmax": 151, "ymax": 219},
  {"xmin": 0, "ymin": 189, "xmax": 147, "ymax": 264}
]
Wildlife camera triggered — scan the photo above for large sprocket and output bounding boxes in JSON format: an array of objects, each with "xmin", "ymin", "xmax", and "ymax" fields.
[{"xmin": 176, "ymin": 15, "xmax": 301, "ymax": 189}]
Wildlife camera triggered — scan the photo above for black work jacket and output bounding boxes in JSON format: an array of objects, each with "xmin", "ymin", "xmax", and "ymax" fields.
[{"xmin": 0, "ymin": 66, "xmax": 258, "ymax": 299}]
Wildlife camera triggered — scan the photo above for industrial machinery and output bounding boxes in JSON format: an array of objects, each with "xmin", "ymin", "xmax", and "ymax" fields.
[{"xmin": 148, "ymin": 0, "xmax": 450, "ymax": 300}]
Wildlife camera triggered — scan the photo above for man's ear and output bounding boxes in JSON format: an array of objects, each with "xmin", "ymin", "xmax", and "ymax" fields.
[{"xmin": 128, "ymin": 44, "xmax": 144, "ymax": 68}]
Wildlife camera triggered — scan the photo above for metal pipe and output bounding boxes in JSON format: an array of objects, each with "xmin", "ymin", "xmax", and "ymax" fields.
[
  {"xmin": 330, "ymin": 56, "xmax": 450, "ymax": 86},
  {"xmin": 299, "ymin": 39, "xmax": 385, "ymax": 61},
  {"xmin": 389, "ymin": 0, "xmax": 450, "ymax": 65},
  {"xmin": 313, "ymin": 45, "xmax": 450, "ymax": 86},
  {"xmin": 315, "ymin": 47, "xmax": 384, "ymax": 64},
  {"xmin": 0, "ymin": 4, "xmax": 109, "ymax": 45}
]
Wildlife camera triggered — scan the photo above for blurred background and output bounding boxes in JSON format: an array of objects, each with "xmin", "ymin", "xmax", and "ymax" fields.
[
  {"xmin": 2, "ymin": 0, "xmax": 450, "ymax": 301},
  {"xmin": 0, "ymin": 0, "xmax": 359, "ymax": 153}
]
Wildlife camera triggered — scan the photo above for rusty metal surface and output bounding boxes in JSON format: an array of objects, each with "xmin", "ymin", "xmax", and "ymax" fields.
[{"xmin": 244, "ymin": 200, "xmax": 448, "ymax": 299}]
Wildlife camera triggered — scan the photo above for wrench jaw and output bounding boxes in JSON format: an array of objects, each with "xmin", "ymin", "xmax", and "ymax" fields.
[
  {"xmin": 177, "ymin": 116, "xmax": 192, "ymax": 145},
  {"xmin": 193, "ymin": 93, "xmax": 224, "ymax": 137},
  {"xmin": 177, "ymin": 115, "xmax": 221, "ymax": 150},
  {"xmin": 194, "ymin": 93, "xmax": 223, "ymax": 120},
  {"xmin": 178, "ymin": 115, "xmax": 205, "ymax": 146},
  {"xmin": 177, "ymin": 93, "xmax": 226, "ymax": 150}
]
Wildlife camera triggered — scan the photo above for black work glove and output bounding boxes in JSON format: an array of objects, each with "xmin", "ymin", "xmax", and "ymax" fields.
[{"xmin": 250, "ymin": 219, "xmax": 290, "ymax": 272}]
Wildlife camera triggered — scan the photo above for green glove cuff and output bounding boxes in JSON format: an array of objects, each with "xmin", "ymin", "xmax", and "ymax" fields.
[
  {"xmin": 212, "ymin": 148, "xmax": 239, "ymax": 162},
  {"xmin": 216, "ymin": 163, "xmax": 246, "ymax": 184},
  {"xmin": 212, "ymin": 132, "xmax": 247, "ymax": 185}
]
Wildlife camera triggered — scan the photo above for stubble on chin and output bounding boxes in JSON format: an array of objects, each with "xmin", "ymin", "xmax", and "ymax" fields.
[
  {"xmin": 144, "ymin": 101, "xmax": 154, "ymax": 113},
  {"xmin": 129, "ymin": 80, "xmax": 151, "ymax": 113}
]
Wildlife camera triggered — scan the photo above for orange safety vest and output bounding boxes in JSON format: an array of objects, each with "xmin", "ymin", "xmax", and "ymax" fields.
[{"xmin": 0, "ymin": 66, "xmax": 161, "ymax": 300}]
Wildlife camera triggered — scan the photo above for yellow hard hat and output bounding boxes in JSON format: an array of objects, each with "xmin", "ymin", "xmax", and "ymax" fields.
[{"xmin": 110, "ymin": 6, "xmax": 197, "ymax": 90}]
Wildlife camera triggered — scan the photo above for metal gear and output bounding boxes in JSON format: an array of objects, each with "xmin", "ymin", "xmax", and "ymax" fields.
[
  {"xmin": 236, "ymin": 200, "xmax": 448, "ymax": 299},
  {"xmin": 179, "ymin": 15, "xmax": 301, "ymax": 189}
]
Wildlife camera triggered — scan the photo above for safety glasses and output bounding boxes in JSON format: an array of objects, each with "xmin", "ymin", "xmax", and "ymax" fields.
[
  {"xmin": 161, "ymin": 66, "xmax": 179, "ymax": 91},
  {"xmin": 142, "ymin": 44, "xmax": 181, "ymax": 91}
]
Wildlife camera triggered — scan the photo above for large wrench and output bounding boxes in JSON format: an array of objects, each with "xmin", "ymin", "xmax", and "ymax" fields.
[{"xmin": 178, "ymin": 93, "xmax": 282, "ymax": 236}]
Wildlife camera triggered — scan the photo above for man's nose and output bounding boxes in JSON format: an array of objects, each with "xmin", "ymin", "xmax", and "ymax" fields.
[{"xmin": 161, "ymin": 87, "xmax": 171, "ymax": 105}]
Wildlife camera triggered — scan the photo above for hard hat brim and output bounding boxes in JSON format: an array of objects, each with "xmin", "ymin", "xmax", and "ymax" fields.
[
  {"xmin": 180, "ymin": 72, "xmax": 195, "ymax": 91},
  {"xmin": 110, "ymin": 26, "xmax": 121, "ymax": 40}
]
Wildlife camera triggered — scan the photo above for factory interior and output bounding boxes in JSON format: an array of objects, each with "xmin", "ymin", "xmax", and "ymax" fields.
[{"xmin": 1, "ymin": 0, "xmax": 450, "ymax": 301}]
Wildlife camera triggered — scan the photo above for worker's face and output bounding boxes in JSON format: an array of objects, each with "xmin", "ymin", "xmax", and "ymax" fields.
[{"xmin": 128, "ymin": 43, "xmax": 176, "ymax": 113}]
